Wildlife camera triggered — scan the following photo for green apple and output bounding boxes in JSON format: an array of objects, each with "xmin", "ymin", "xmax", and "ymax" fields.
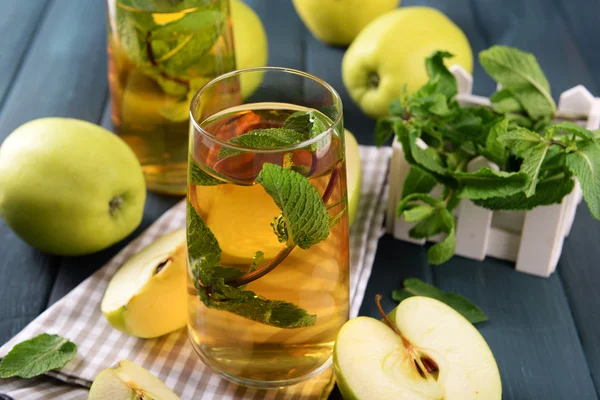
[
  {"xmin": 102, "ymin": 229, "xmax": 187, "ymax": 339},
  {"xmin": 231, "ymin": 0, "xmax": 268, "ymax": 98},
  {"xmin": 89, "ymin": 360, "xmax": 180, "ymax": 400},
  {"xmin": 0, "ymin": 118, "xmax": 146, "ymax": 256},
  {"xmin": 292, "ymin": 0, "xmax": 401, "ymax": 46},
  {"xmin": 345, "ymin": 129, "xmax": 361, "ymax": 226},
  {"xmin": 342, "ymin": 7, "xmax": 473, "ymax": 118},
  {"xmin": 334, "ymin": 296, "xmax": 501, "ymax": 399}
]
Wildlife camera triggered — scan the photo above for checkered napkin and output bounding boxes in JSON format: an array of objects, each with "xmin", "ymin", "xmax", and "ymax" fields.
[{"xmin": 0, "ymin": 146, "xmax": 391, "ymax": 400}]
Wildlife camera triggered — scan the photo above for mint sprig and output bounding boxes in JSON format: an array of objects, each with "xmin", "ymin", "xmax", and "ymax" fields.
[
  {"xmin": 188, "ymin": 152, "xmax": 339, "ymax": 327},
  {"xmin": 377, "ymin": 46, "xmax": 600, "ymax": 264},
  {"xmin": 0, "ymin": 334, "xmax": 77, "ymax": 379},
  {"xmin": 393, "ymin": 278, "xmax": 488, "ymax": 324},
  {"xmin": 114, "ymin": 2, "xmax": 231, "ymax": 121}
]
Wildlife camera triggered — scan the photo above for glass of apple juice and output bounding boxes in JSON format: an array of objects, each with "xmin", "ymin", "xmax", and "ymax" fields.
[
  {"xmin": 186, "ymin": 67, "xmax": 350, "ymax": 388},
  {"xmin": 106, "ymin": 0, "xmax": 235, "ymax": 195}
]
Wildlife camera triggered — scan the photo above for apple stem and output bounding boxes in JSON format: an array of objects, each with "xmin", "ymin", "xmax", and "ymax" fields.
[
  {"xmin": 221, "ymin": 167, "xmax": 339, "ymax": 289},
  {"xmin": 375, "ymin": 294, "xmax": 411, "ymax": 348},
  {"xmin": 367, "ymin": 72, "xmax": 380, "ymax": 89},
  {"xmin": 375, "ymin": 294, "xmax": 440, "ymax": 376},
  {"xmin": 109, "ymin": 195, "xmax": 124, "ymax": 216}
]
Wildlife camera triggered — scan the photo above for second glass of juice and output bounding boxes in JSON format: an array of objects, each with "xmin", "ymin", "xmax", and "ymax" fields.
[
  {"xmin": 106, "ymin": 0, "xmax": 235, "ymax": 194},
  {"xmin": 187, "ymin": 67, "xmax": 350, "ymax": 388}
]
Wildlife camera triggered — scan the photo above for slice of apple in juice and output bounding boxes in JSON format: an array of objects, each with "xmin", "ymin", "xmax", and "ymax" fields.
[
  {"xmin": 334, "ymin": 296, "xmax": 501, "ymax": 400},
  {"xmin": 88, "ymin": 360, "xmax": 180, "ymax": 400},
  {"xmin": 101, "ymin": 229, "xmax": 187, "ymax": 339}
]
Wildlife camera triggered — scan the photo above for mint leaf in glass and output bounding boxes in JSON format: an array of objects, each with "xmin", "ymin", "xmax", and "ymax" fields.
[
  {"xmin": 208, "ymin": 279, "xmax": 316, "ymax": 328},
  {"xmin": 392, "ymin": 278, "xmax": 488, "ymax": 324},
  {"xmin": 256, "ymin": 163, "xmax": 330, "ymax": 249},
  {"xmin": 0, "ymin": 334, "xmax": 77, "ymax": 379},
  {"xmin": 188, "ymin": 158, "xmax": 224, "ymax": 186},
  {"xmin": 217, "ymin": 128, "xmax": 306, "ymax": 159}
]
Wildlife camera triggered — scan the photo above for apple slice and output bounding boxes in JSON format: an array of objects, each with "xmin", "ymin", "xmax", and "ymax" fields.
[
  {"xmin": 88, "ymin": 360, "xmax": 180, "ymax": 400},
  {"xmin": 101, "ymin": 229, "xmax": 187, "ymax": 338},
  {"xmin": 334, "ymin": 296, "xmax": 501, "ymax": 400},
  {"xmin": 345, "ymin": 129, "xmax": 361, "ymax": 226}
]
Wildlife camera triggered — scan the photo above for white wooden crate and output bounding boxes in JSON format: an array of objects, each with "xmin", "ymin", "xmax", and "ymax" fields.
[{"xmin": 387, "ymin": 65, "xmax": 600, "ymax": 277}]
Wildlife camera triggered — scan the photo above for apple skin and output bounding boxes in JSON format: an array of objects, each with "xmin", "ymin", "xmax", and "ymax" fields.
[
  {"xmin": 0, "ymin": 118, "xmax": 146, "ymax": 256},
  {"xmin": 231, "ymin": 0, "xmax": 268, "ymax": 98},
  {"xmin": 344, "ymin": 129, "xmax": 361, "ymax": 226},
  {"xmin": 102, "ymin": 229, "xmax": 187, "ymax": 339},
  {"xmin": 342, "ymin": 7, "xmax": 473, "ymax": 119},
  {"xmin": 292, "ymin": 0, "xmax": 401, "ymax": 46}
]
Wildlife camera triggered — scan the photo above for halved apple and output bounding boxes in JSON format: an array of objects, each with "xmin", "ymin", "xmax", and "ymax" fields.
[
  {"xmin": 88, "ymin": 360, "xmax": 180, "ymax": 400},
  {"xmin": 101, "ymin": 229, "xmax": 187, "ymax": 338},
  {"xmin": 334, "ymin": 296, "xmax": 501, "ymax": 400}
]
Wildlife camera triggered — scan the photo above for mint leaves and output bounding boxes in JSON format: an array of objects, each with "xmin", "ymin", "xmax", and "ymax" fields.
[
  {"xmin": 0, "ymin": 334, "xmax": 77, "ymax": 378},
  {"xmin": 188, "ymin": 155, "xmax": 336, "ymax": 327},
  {"xmin": 377, "ymin": 46, "xmax": 600, "ymax": 264},
  {"xmin": 114, "ymin": 2, "xmax": 231, "ymax": 121},
  {"xmin": 217, "ymin": 111, "xmax": 332, "ymax": 159},
  {"xmin": 217, "ymin": 128, "xmax": 306, "ymax": 159},
  {"xmin": 393, "ymin": 278, "xmax": 488, "ymax": 324},
  {"xmin": 480, "ymin": 45, "xmax": 556, "ymax": 119},
  {"xmin": 257, "ymin": 164, "xmax": 330, "ymax": 249}
]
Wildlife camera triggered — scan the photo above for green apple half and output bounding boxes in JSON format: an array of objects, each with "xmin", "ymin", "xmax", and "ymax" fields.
[
  {"xmin": 89, "ymin": 360, "xmax": 180, "ymax": 400},
  {"xmin": 345, "ymin": 129, "xmax": 361, "ymax": 226},
  {"xmin": 334, "ymin": 296, "xmax": 501, "ymax": 400},
  {"xmin": 0, "ymin": 118, "xmax": 146, "ymax": 256},
  {"xmin": 101, "ymin": 229, "xmax": 187, "ymax": 339}
]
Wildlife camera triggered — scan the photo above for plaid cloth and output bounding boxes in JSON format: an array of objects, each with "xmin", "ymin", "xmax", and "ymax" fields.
[{"xmin": 0, "ymin": 146, "xmax": 391, "ymax": 400}]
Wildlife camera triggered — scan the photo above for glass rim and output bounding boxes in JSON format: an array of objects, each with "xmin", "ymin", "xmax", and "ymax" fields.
[{"xmin": 189, "ymin": 66, "xmax": 343, "ymax": 153}]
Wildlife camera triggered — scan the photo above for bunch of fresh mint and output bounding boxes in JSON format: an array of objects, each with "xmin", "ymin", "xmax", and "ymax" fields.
[
  {"xmin": 114, "ymin": 0, "xmax": 234, "ymax": 121},
  {"xmin": 376, "ymin": 46, "xmax": 600, "ymax": 265}
]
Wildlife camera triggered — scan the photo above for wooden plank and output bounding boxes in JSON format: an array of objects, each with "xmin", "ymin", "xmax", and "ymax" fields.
[
  {"xmin": 0, "ymin": 1, "xmax": 108, "ymax": 137},
  {"xmin": 0, "ymin": 0, "xmax": 50, "ymax": 104},
  {"xmin": 559, "ymin": 204, "xmax": 600, "ymax": 391},
  {"xmin": 0, "ymin": 0, "xmax": 109, "ymax": 345}
]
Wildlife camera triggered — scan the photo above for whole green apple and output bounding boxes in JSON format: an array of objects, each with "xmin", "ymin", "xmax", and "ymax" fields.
[
  {"xmin": 231, "ymin": 0, "xmax": 268, "ymax": 98},
  {"xmin": 342, "ymin": 7, "xmax": 473, "ymax": 118},
  {"xmin": 0, "ymin": 118, "xmax": 146, "ymax": 256},
  {"xmin": 292, "ymin": 0, "xmax": 401, "ymax": 46}
]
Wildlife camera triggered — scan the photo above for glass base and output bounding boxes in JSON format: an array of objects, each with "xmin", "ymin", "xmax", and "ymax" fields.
[
  {"xmin": 142, "ymin": 163, "xmax": 187, "ymax": 195},
  {"xmin": 188, "ymin": 329, "xmax": 333, "ymax": 389}
]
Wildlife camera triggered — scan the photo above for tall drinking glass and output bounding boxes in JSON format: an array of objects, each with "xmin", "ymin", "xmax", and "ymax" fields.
[
  {"xmin": 186, "ymin": 67, "xmax": 350, "ymax": 388},
  {"xmin": 106, "ymin": 0, "xmax": 235, "ymax": 195}
]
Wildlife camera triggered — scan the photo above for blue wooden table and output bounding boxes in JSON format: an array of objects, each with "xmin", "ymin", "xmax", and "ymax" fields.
[{"xmin": 1, "ymin": 1, "xmax": 599, "ymax": 399}]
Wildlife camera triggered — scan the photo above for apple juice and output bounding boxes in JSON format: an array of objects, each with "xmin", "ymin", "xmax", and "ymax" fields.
[
  {"xmin": 187, "ymin": 103, "xmax": 350, "ymax": 386},
  {"xmin": 106, "ymin": 0, "xmax": 235, "ymax": 194}
]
